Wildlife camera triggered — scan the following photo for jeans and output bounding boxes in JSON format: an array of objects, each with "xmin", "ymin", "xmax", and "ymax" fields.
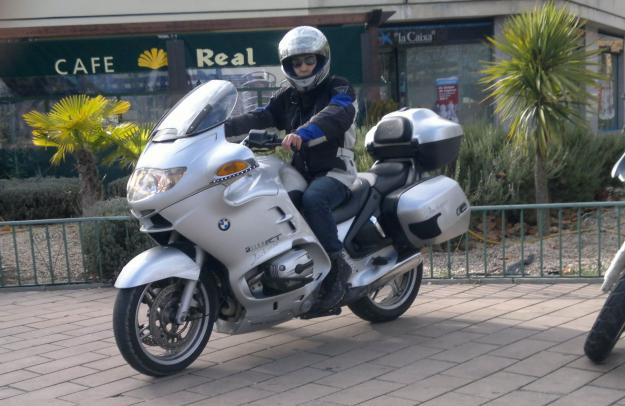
[{"xmin": 301, "ymin": 176, "xmax": 349, "ymax": 254}]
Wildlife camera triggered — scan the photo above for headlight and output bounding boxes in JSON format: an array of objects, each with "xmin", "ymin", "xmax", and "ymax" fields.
[{"xmin": 127, "ymin": 167, "xmax": 186, "ymax": 202}]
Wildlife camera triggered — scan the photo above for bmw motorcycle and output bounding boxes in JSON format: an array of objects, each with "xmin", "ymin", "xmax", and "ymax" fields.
[
  {"xmin": 112, "ymin": 80, "xmax": 470, "ymax": 376},
  {"xmin": 584, "ymin": 151, "xmax": 625, "ymax": 363}
]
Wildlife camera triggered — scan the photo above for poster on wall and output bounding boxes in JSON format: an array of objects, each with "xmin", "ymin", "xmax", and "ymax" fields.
[
  {"xmin": 598, "ymin": 54, "xmax": 615, "ymax": 122},
  {"xmin": 435, "ymin": 76, "xmax": 459, "ymax": 122},
  {"xmin": 599, "ymin": 80, "xmax": 615, "ymax": 121}
]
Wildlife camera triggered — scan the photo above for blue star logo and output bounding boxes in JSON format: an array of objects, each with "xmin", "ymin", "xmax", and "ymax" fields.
[{"xmin": 379, "ymin": 32, "xmax": 393, "ymax": 46}]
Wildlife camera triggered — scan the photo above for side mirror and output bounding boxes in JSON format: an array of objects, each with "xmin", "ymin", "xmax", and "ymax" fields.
[{"xmin": 612, "ymin": 151, "xmax": 625, "ymax": 182}]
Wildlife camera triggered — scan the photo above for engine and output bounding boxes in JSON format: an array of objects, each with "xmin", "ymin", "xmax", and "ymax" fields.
[{"xmin": 246, "ymin": 249, "xmax": 314, "ymax": 297}]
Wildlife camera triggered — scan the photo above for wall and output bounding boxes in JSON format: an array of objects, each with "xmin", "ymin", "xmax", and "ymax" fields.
[{"xmin": 1, "ymin": 1, "xmax": 624, "ymax": 32}]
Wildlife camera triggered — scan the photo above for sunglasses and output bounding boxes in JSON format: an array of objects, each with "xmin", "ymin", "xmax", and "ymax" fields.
[{"xmin": 291, "ymin": 55, "xmax": 317, "ymax": 68}]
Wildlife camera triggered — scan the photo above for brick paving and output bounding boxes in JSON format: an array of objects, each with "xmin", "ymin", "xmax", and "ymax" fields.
[{"xmin": 0, "ymin": 282, "xmax": 624, "ymax": 405}]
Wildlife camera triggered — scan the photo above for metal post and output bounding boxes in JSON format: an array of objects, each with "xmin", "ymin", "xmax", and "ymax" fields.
[
  {"xmin": 45, "ymin": 225, "xmax": 54, "ymax": 284},
  {"xmin": 558, "ymin": 209, "xmax": 563, "ymax": 275},
  {"xmin": 501, "ymin": 210, "xmax": 506, "ymax": 276},
  {"xmin": 28, "ymin": 225, "xmax": 38, "ymax": 285},
  {"xmin": 11, "ymin": 226, "xmax": 21, "ymax": 286},
  {"xmin": 520, "ymin": 210, "xmax": 525, "ymax": 277},
  {"xmin": 62, "ymin": 223, "xmax": 71, "ymax": 283},
  {"xmin": 483, "ymin": 211, "xmax": 488, "ymax": 276}
]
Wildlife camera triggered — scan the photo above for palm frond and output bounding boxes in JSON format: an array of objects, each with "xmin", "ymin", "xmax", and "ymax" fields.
[
  {"xmin": 101, "ymin": 122, "xmax": 152, "ymax": 169},
  {"xmin": 22, "ymin": 111, "xmax": 54, "ymax": 130},
  {"xmin": 104, "ymin": 100, "xmax": 132, "ymax": 116},
  {"xmin": 22, "ymin": 94, "xmax": 136, "ymax": 166}
]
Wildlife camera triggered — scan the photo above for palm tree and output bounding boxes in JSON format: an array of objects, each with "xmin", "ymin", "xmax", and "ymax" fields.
[
  {"xmin": 480, "ymin": 1, "xmax": 603, "ymax": 220},
  {"xmin": 23, "ymin": 95, "xmax": 137, "ymax": 212},
  {"xmin": 101, "ymin": 123, "xmax": 152, "ymax": 169}
]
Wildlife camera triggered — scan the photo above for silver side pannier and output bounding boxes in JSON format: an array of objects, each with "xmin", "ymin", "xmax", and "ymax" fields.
[
  {"xmin": 400, "ymin": 176, "xmax": 469, "ymax": 247},
  {"xmin": 372, "ymin": 108, "xmax": 470, "ymax": 248}
]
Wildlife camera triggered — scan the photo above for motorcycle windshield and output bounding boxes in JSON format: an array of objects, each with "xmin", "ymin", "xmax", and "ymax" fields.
[{"xmin": 152, "ymin": 80, "xmax": 238, "ymax": 142}]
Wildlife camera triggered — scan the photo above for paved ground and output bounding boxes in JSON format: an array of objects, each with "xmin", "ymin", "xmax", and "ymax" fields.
[{"xmin": 1, "ymin": 282, "xmax": 625, "ymax": 405}]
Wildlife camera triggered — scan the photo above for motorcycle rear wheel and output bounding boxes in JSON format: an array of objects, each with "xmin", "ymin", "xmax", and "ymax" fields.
[
  {"xmin": 584, "ymin": 272, "xmax": 625, "ymax": 363},
  {"xmin": 113, "ymin": 275, "xmax": 217, "ymax": 376},
  {"xmin": 349, "ymin": 263, "xmax": 422, "ymax": 323}
]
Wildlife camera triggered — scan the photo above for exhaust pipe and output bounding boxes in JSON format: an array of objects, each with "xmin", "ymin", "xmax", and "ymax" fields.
[
  {"xmin": 371, "ymin": 252, "xmax": 422, "ymax": 289},
  {"xmin": 342, "ymin": 251, "xmax": 422, "ymax": 304}
]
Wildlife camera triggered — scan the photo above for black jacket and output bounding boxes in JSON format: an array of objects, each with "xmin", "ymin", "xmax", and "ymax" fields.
[{"xmin": 225, "ymin": 76, "xmax": 356, "ymax": 181}]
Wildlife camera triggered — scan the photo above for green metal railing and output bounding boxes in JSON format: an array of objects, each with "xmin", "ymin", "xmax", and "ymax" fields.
[
  {"xmin": 425, "ymin": 201, "xmax": 625, "ymax": 280},
  {"xmin": 0, "ymin": 216, "xmax": 134, "ymax": 287},
  {"xmin": 2, "ymin": 202, "xmax": 624, "ymax": 288}
]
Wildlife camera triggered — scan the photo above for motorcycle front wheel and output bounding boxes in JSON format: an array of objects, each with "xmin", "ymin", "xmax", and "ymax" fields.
[
  {"xmin": 113, "ymin": 275, "xmax": 217, "ymax": 376},
  {"xmin": 349, "ymin": 263, "xmax": 423, "ymax": 323},
  {"xmin": 584, "ymin": 272, "xmax": 625, "ymax": 363}
]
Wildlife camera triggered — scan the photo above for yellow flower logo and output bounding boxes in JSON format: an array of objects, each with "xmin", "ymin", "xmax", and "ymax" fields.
[{"xmin": 138, "ymin": 48, "xmax": 168, "ymax": 70}]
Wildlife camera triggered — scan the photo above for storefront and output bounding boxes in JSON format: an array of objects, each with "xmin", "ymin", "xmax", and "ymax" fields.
[
  {"xmin": 378, "ymin": 19, "xmax": 493, "ymax": 124},
  {"xmin": 0, "ymin": 24, "xmax": 365, "ymax": 147},
  {"xmin": 1, "ymin": 8, "xmax": 623, "ymax": 153}
]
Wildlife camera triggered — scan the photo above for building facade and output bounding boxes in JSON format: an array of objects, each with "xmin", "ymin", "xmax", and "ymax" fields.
[{"xmin": 0, "ymin": 0, "xmax": 623, "ymax": 149}]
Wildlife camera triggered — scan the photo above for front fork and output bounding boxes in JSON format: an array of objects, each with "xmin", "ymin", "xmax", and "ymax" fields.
[{"xmin": 175, "ymin": 247, "xmax": 205, "ymax": 324}]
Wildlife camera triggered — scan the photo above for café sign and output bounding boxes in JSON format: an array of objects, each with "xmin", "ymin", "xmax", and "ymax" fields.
[
  {"xmin": 54, "ymin": 56, "xmax": 116, "ymax": 75},
  {"xmin": 52, "ymin": 47, "xmax": 257, "ymax": 75},
  {"xmin": 0, "ymin": 25, "xmax": 363, "ymax": 83}
]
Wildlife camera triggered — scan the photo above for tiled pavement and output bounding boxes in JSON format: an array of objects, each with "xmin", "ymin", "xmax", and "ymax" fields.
[{"xmin": 1, "ymin": 282, "xmax": 625, "ymax": 405}]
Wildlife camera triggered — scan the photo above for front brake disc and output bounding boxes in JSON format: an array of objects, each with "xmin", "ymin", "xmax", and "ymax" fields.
[{"xmin": 148, "ymin": 283, "xmax": 191, "ymax": 350}]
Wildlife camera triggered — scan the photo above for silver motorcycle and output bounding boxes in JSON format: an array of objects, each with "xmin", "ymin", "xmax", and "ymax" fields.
[
  {"xmin": 112, "ymin": 80, "xmax": 471, "ymax": 376},
  {"xmin": 584, "ymin": 151, "xmax": 625, "ymax": 363}
]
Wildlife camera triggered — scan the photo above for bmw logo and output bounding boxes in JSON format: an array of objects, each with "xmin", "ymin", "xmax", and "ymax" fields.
[{"xmin": 218, "ymin": 218, "xmax": 230, "ymax": 231}]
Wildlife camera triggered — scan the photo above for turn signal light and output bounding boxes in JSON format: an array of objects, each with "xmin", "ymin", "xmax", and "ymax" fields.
[{"xmin": 215, "ymin": 160, "xmax": 250, "ymax": 177}]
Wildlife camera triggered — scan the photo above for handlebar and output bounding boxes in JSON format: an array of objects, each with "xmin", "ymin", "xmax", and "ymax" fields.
[
  {"xmin": 242, "ymin": 129, "xmax": 282, "ymax": 150},
  {"xmin": 241, "ymin": 129, "xmax": 305, "ymax": 155}
]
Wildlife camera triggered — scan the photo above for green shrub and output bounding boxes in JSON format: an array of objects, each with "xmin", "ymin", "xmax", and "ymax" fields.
[
  {"xmin": 0, "ymin": 147, "xmax": 131, "ymax": 180},
  {"xmin": 452, "ymin": 122, "xmax": 625, "ymax": 206},
  {"xmin": 81, "ymin": 198, "xmax": 154, "ymax": 283},
  {"xmin": 550, "ymin": 129, "xmax": 625, "ymax": 202},
  {"xmin": 355, "ymin": 126, "xmax": 374, "ymax": 172},
  {"xmin": 364, "ymin": 99, "xmax": 399, "ymax": 127},
  {"xmin": 107, "ymin": 175, "xmax": 129, "ymax": 198},
  {"xmin": 453, "ymin": 122, "xmax": 532, "ymax": 205},
  {"xmin": 0, "ymin": 177, "xmax": 80, "ymax": 220}
]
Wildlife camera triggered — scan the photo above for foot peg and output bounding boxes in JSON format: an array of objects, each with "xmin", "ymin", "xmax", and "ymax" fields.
[
  {"xmin": 300, "ymin": 307, "xmax": 342, "ymax": 320},
  {"xmin": 372, "ymin": 256, "xmax": 388, "ymax": 266},
  {"xmin": 341, "ymin": 286, "xmax": 368, "ymax": 304}
]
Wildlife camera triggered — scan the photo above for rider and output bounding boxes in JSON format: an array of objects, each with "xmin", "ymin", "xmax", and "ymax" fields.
[{"xmin": 225, "ymin": 26, "xmax": 357, "ymax": 311}]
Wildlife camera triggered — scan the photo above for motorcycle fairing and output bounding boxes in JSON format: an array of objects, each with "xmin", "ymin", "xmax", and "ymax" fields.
[{"xmin": 114, "ymin": 246, "xmax": 200, "ymax": 288}]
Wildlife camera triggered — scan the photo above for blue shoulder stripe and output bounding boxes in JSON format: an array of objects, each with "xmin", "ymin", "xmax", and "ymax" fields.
[
  {"xmin": 295, "ymin": 123, "xmax": 325, "ymax": 141},
  {"xmin": 329, "ymin": 94, "xmax": 354, "ymax": 108}
]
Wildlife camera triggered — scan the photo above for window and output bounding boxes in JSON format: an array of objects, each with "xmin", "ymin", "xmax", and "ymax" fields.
[
  {"xmin": 403, "ymin": 42, "xmax": 491, "ymax": 124},
  {"xmin": 597, "ymin": 33, "xmax": 623, "ymax": 132},
  {"xmin": 379, "ymin": 20, "xmax": 493, "ymax": 125}
]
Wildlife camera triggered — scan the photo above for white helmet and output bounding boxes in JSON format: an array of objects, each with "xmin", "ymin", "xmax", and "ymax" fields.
[{"xmin": 278, "ymin": 26, "xmax": 331, "ymax": 92}]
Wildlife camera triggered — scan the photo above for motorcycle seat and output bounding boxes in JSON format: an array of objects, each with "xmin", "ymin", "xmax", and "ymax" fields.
[
  {"xmin": 332, "ymin": 177, "xmax": 371, "ymax": 224},
  {"xmin": 358, "ymin": 162, "xmax": 409, "ymax": 196}
]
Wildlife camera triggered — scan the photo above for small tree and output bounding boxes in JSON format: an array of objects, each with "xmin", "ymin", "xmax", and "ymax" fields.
[
  {"xmin": 23, "ymin": 95, "xmax": 137, "ymax": 213},
  {"xmin": 480, "ymin": 1, "xmax": 603, "ymax": 213},
  {"xmin": 102, "ymin": 123, "xmax": 152, "ymax": 169}
]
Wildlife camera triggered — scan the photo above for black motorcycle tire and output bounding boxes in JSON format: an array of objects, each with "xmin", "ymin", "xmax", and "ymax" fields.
[
  {"xmin": 584, "ymin": 272, "xmax": 625, "ymax": 363},
  {"xmin": 113, "ymin": 274, "xmax": 218, "ymax": 376},
  {"xmin": 349, "ymin": 264, "xmax": 422, "ymax": 323}
]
